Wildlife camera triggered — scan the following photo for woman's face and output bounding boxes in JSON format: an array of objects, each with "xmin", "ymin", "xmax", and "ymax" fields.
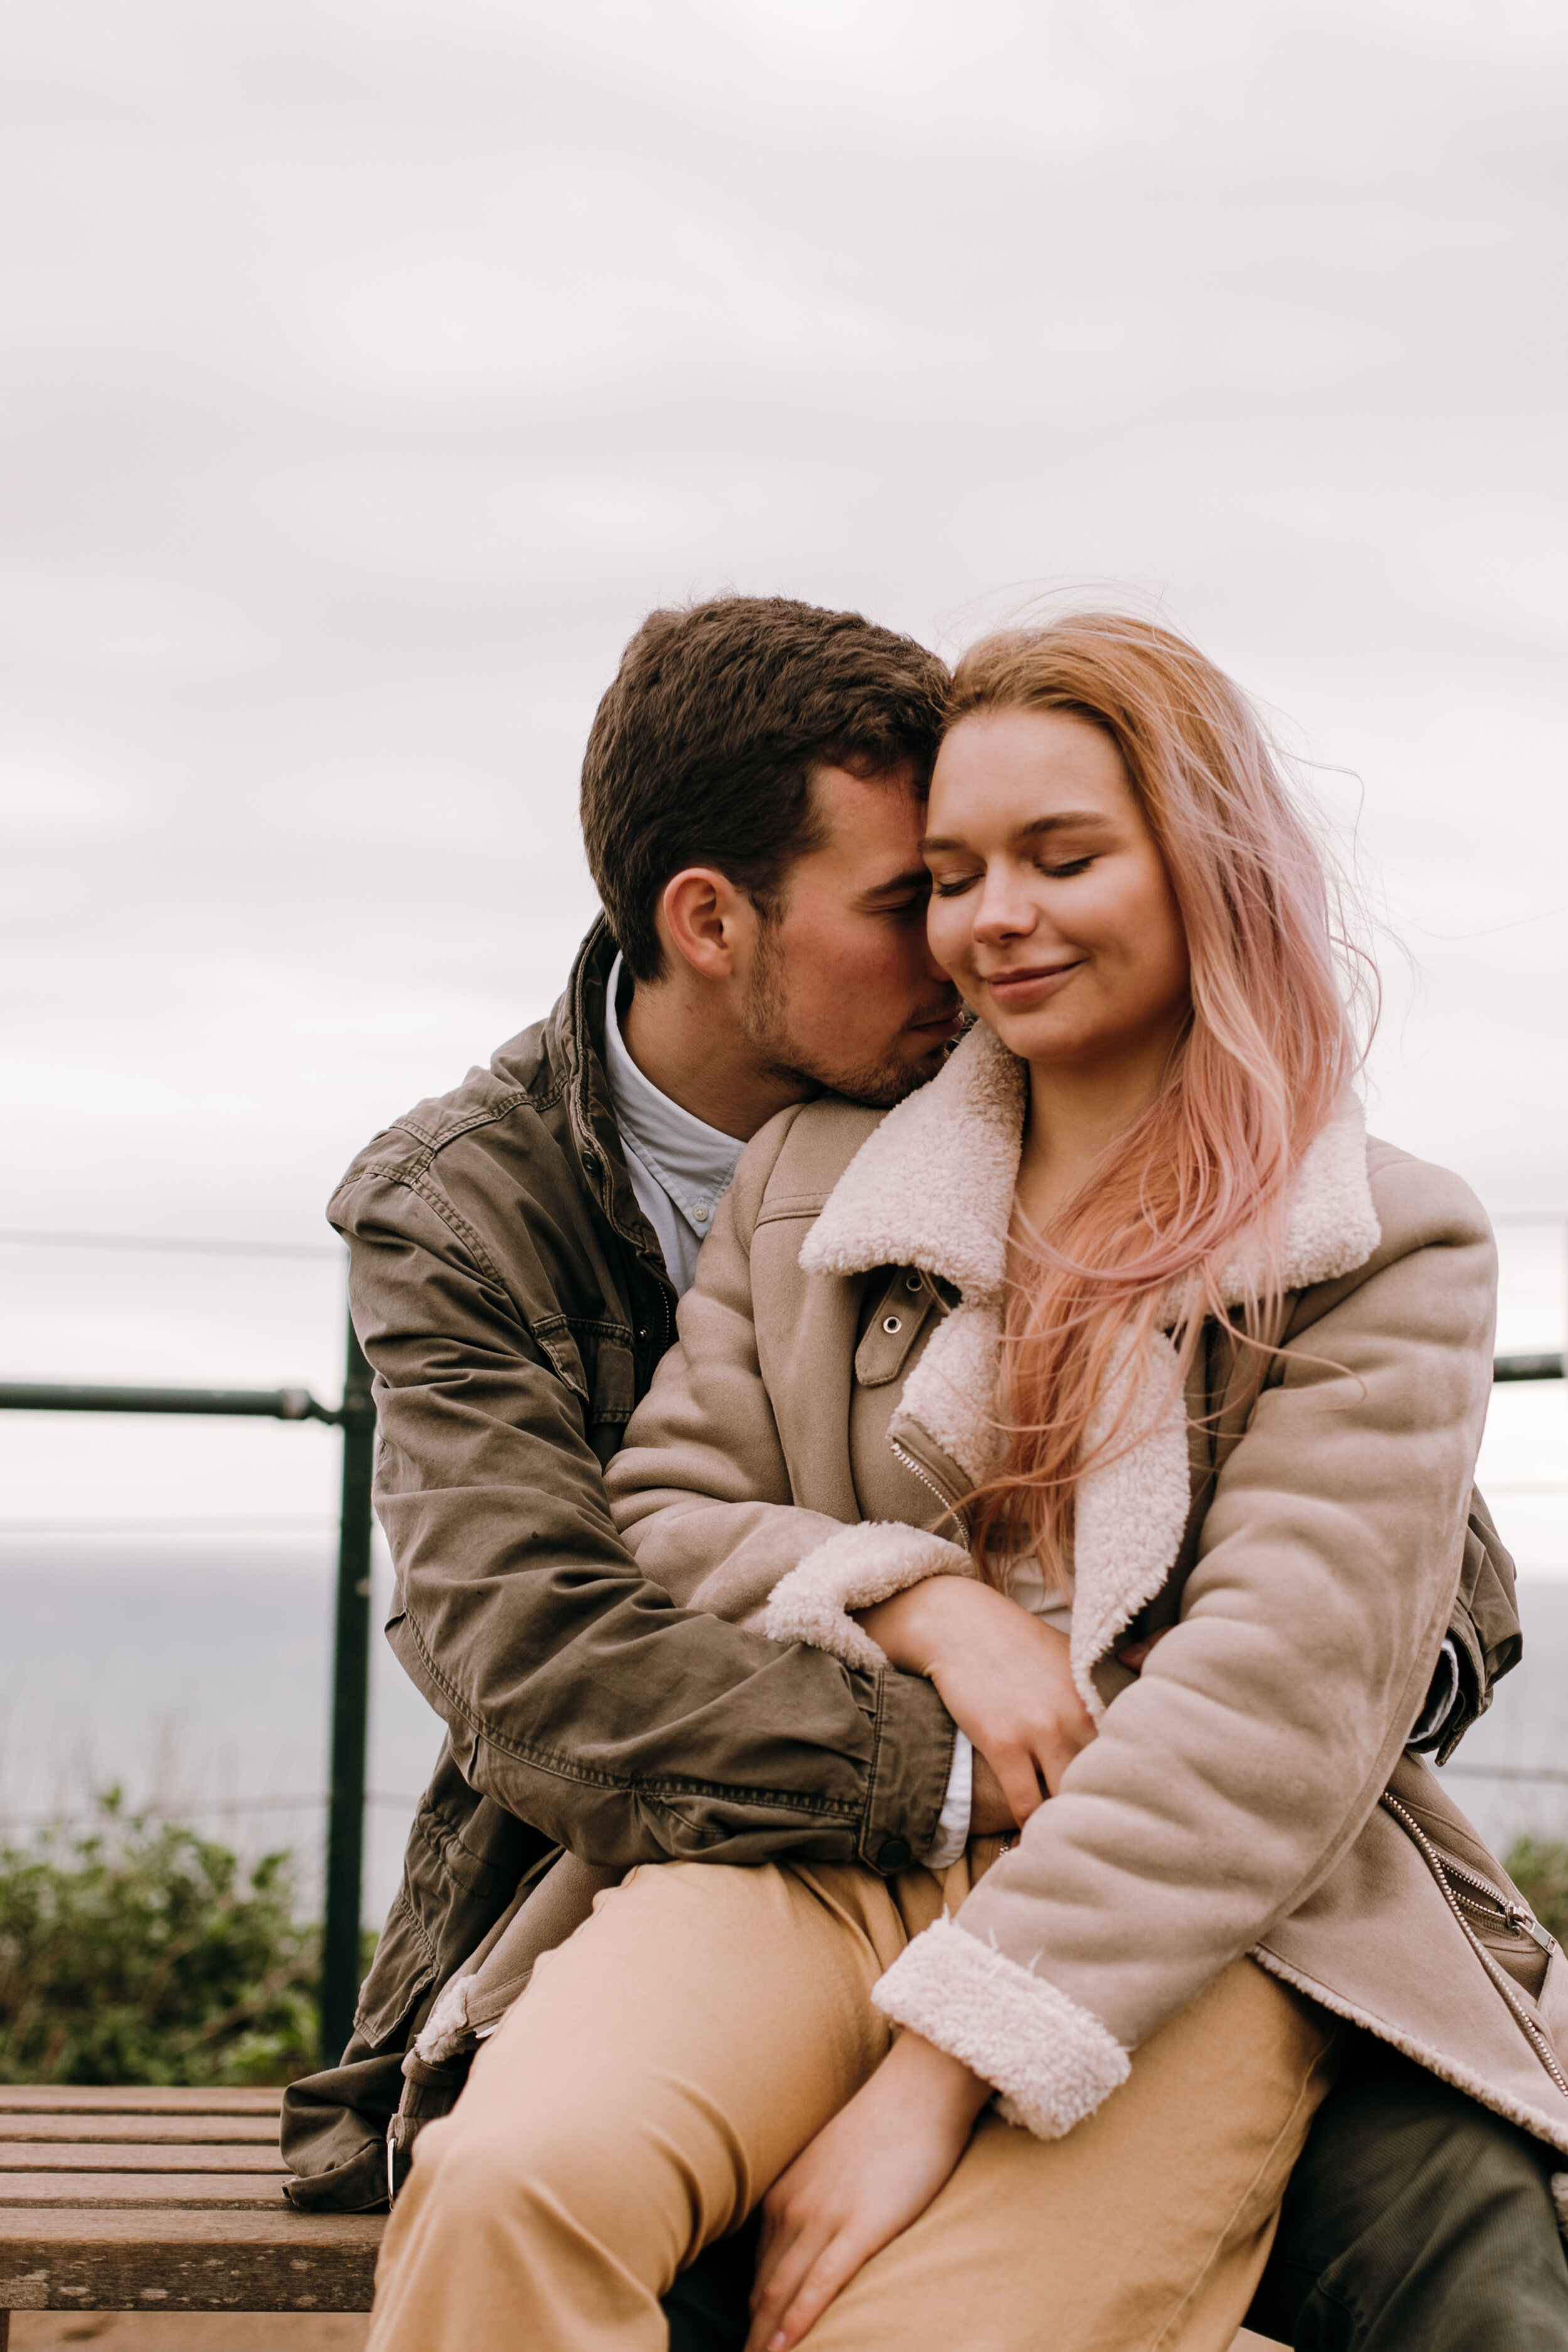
[{"xmin": 923, "ymin": 707, "xmax": 1192, "ymax": 1078}]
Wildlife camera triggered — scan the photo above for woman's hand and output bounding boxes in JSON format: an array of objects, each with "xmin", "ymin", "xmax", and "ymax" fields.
[
  {"xmin": 857, "ymin": 1577, "xmax": 1096, "ymax": 1825},
  {"xmin": 745, "ymin": 2031, "xmax": 992, "ymax": 2351}
]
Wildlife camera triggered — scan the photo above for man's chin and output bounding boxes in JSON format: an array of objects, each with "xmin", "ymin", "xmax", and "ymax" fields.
[{"xmin": 815, "ymin": 1040, "xmax": 949, "ymax": 1110}]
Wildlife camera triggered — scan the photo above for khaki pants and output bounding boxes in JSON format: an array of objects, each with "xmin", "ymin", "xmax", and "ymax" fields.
[{"xmin": 369, "ymin": 1851, "xmax": 1338, "ymax": 2352}]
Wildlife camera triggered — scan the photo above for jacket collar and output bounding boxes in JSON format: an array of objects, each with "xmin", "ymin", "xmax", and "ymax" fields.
[
  {"xmin": 555, "ymin": 918, "xmax": 676, "ymax": 1295},
  {"xmin": 800, "ymin": 1020, "xmax": 1381, "ymax": 1313}
]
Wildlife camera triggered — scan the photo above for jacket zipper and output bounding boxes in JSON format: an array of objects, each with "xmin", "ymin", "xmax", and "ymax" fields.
[
  {"xmin": 1380, "ymin": 1791, "xmax": 1568, "ymax": 2100},
  {"xmin": 889, "ymin": 1438, "xmax": 970, "ymax": 1543}
]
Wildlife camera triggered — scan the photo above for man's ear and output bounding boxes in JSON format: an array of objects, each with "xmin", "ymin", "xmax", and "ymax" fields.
[{"xmin": 657, "ymin": 867, "xmax": 758, "ymax": 983}]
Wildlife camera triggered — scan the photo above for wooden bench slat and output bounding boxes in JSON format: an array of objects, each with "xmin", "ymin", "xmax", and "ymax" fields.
[
  {"xmin": 0, "ymin": 2174, "xmax": 290, "ymax": 2209},
  {"xmin": 0, "ymin": 2088, "xmax": 281, "ymax": 2116},
  {"xmin": 0, "ymin": 2146, "xmax": 289, "ymax": 2175},
  {"xmin": 0, "ymin": 2114, "xmax": 279, "ymax": 2145},
  {"xmin": 1, "ymin": 2205, "xmax": 382, "ymax": 2312}
]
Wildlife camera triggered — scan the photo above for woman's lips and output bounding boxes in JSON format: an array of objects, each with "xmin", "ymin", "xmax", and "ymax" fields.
[{"xmin": 983, "ymin": 961, "xmax": 1083, "ymax": 1006}]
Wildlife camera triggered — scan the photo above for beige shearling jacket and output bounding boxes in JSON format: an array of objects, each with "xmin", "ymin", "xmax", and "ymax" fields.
[{"xmin": 607, "ymin": 1024, "xmax": 1568, "ymax": 2159}]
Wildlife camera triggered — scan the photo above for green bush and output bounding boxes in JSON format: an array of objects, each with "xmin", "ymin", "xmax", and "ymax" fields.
[
  {"xmin": 0, "ymin": 1792, "xmax": 320, "ymax": 2085},
  {"xmin": 1506, "ymin": 1836, "xmax": 1568, "ymax": 1948}
]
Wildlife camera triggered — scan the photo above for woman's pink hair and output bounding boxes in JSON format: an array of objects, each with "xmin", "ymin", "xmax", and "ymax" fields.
[{"xmin": 947, "ymin": 613, "xmax": 1372, "ymax": 1587}]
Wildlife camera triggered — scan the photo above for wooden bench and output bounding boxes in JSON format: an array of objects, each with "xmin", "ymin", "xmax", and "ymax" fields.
[
  {"xmin": 0, "ymin": 2085, "xmax": 382, "ymax": 2341},
  {"xmin": 0, "ymin": 2085, "xmax": 1282, "ymax": 2346}
]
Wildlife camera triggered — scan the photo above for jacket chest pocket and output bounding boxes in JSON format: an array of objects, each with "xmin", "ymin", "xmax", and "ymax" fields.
[
  {"xmin": 854, "ymin": 1269, "xmax": 939, "ymax": 1389},
  {"xmin": 534, "ymin": 1315, "xmax": 637, "ymax": 1432}
]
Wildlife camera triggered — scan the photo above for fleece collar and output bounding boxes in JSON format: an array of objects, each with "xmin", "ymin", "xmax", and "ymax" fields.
[
  {"xmin": 798, "ymin": 1022, "xmax": 1382, "ymax": 1712},
  {"xmin": 802, "ymin": 1022, "xmax": 1380, "ymax": 1307}
]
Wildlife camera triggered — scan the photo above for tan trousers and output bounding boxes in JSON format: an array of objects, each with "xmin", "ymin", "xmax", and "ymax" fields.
[{"xmin": 368, "ymin": 1852, "xmax": 1338, "ymax": 2352}]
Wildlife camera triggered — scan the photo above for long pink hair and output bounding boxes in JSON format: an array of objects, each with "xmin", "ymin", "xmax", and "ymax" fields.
[{"xmin": 949, "ymin": 615, "xmax": 1372, "ymax": 1587}]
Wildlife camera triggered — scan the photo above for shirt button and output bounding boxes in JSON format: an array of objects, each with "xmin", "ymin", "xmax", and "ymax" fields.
[
  {"xmin": 882, "ymin": 1315, "xmax": 902, "ymax": 1335},
  {"xmin": 876, "ymin": 1837, "xmax": 913, "ymax": 1872},
  {"xmin": 692, "ymin": 1202, "xmax": 710, "ymax": 1224}
]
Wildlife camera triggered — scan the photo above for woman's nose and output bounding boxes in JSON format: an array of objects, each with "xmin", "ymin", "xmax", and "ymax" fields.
[{"xmin": 971, "ymin": 869, "xmax": 1037, "ymax": 943}]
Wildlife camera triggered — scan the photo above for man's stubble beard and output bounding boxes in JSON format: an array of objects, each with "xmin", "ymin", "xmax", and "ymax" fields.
[{"xmin": 738, "ymin": 926, "xmax": 944, "ymax": 1111}]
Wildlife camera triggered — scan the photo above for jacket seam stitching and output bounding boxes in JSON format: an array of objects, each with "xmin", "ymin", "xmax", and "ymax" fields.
[{"xmin": 400, "ymin": 1603, "xmax": 859, "ymax": 1820}]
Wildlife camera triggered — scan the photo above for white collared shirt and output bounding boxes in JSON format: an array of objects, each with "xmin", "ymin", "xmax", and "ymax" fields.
[{"xmin": 602, "ymin": 954, "xmax": 744, "ymax": 1300}]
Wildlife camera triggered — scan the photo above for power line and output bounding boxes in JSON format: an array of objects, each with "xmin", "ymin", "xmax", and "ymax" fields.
[
  {"xmin": 0, "ymin": 1229, "xmax": 342, "ymax": 1262},
  {"xmin": 0, "ymin": 1516, "xmax": 340, "ymax": 1537},
  {"xmin": 0, "ymin": 1792, "xmax": 419, "ymax": 1831}
]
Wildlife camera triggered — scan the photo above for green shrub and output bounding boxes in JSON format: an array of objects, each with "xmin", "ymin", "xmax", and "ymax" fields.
[
  {"xmin": 1506, "ymin": 1836, "xmax": 1568, "ymax": 1948},
  {"xmin": 0, "ymin": 1792, "xmax": 319, "ymax": 2085}
]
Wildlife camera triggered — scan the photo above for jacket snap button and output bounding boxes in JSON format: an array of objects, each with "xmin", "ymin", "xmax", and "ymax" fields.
[
  {"xmin": 882, "ymin": 1315, "xmax": 902, "ymax": 1335},
  {"xmin": 876, "ymin": 1837, "xmax": 913, "ymax": 1872}
]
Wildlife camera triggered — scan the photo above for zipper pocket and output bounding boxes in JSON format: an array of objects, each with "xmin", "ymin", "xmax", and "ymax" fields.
[{"xmin": 1380, "ymin": 1791, "xmax": 1568, "ymax": 2100}]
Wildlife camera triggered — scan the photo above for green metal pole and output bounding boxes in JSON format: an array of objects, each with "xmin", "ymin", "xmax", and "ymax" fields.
[{"xmin": 320, "ymin": 1307, "xmax": 376, "ymax": 2061}]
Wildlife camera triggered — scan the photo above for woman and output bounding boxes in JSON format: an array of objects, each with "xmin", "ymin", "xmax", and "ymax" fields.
[{"xmin": 369, "ymin": 616, "xmax": 1567, "ymax": 2352}]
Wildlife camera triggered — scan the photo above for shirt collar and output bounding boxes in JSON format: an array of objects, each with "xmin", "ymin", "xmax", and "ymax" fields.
[{"xmin": 602, "ymin": 954, "xmax": 744, "ymax": 1238}]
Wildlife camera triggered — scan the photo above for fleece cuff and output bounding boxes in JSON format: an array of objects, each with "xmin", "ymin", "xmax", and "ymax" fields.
[
  {"xmin": 871, "ymin": 1914, "xmax": 1130, "ymax": 2141},
  {"xmin": 761, "ymin": 1521, "xmax": 974, "ymax": 1672}
]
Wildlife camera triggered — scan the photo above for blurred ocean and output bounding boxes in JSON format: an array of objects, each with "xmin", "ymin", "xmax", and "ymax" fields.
[
  {"xmin": 0, "ymin": 1539, "xmax": 442, "ymax": 1928},
  {"xmin": 3, "ymin": 1539, "xmax": 1567, "ymax": 1930}
]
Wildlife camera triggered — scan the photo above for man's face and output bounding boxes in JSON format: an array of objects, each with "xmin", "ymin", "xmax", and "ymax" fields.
[{"xmin": 741, "ymin": 763, "xmax": 965, "ymax": 1106}]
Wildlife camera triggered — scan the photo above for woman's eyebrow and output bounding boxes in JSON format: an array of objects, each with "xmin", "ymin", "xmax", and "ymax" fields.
[{"xmin": 920, "ymin": 811, "xmax": 1112, "ymax": 854}]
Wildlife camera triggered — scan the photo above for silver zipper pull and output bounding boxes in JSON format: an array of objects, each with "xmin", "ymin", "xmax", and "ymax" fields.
[{"xmin": 1507, "ymin": 1903, "xmax": 1559, "ymax": 1956}]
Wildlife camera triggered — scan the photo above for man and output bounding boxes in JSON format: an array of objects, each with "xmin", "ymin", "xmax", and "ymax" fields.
[{"xmin": 283, "ymin": 596, "xmax": 1559, "ymax": 2348}]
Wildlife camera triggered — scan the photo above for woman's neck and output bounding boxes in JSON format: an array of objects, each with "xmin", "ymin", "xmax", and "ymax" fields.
[{"xmin": 1012, "ymin": 1042, "xmax": 1175, "ymax": 1234}]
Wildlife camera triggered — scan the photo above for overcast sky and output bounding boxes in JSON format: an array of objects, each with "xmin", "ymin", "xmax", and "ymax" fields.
[{"xmin": 1, "ymin": 0, "xmax": 1564, "ymax": 1557}]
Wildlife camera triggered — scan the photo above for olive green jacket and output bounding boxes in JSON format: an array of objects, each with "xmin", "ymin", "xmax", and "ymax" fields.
[{"xmin": 280, "ymin": 923, "xmax": 956, "ymax": 2208}]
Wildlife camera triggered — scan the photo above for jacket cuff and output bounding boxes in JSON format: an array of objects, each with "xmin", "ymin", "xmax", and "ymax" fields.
[
  {"xmin": 762, "ymin": 1521, "xmax": 974, "ymax": 1671},
  {"xmin": 871, "ymin": 1915, "xmax": 1130, "ymax": 2140},
  {"xmin": 857, "ymin": 1665, "xmax": 959, "ymax": 1874}
]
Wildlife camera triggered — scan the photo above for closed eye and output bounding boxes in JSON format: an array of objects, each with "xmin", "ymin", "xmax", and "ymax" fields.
[{"xmin": 1041, "ymin": 856, "xmax": 1094, "ymax": 879}]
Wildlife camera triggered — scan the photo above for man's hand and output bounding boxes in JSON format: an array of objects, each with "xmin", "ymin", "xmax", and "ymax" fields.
[
  {"xmin": 744, "ymin": 2031, "xmax": 991, "ymax": 2350},
  {"xmin": 857, "ymin": 1577, "xmax": 1096, "ymax": 1826}
]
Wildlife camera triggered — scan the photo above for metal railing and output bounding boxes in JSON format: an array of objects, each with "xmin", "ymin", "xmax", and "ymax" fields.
[
  {"xmin": 1, "ymin": 1300, "xmax": 1563, "ymax": 2057},
  {"xmin": 0, "ymin": 1306, "xmax": 374, "ymax": 2062}
]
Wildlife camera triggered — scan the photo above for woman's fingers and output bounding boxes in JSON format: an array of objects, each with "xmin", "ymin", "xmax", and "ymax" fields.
[
  {"xmin": 982, "ymin": 1743, "xmax": 1047, "ymax": 1826},
  {"xmin": 756, "ymin": 2220, "xmax": 879, "ymax": 2349},
  {"xmin": 744, "ymin": 2034, "xmax": 990, "ymax": 2349},
  {"xmin": 746, "ymin": 2203, "xmax": 840, "ymax": 2351}
]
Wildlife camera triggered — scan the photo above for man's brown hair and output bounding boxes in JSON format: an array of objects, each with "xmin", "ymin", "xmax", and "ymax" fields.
[{"xmin": 580, "ymin": 595, "xmax": 948, "ymax": 980}]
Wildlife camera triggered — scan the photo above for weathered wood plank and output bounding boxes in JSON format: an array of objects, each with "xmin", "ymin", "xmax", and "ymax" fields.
[
  {"xmin": 0, "ymin": 2114, "xmax": 278, "ymax": 2146},
  {"xmin": 0, "ymin": 2173, "xmax": 289, "ymax": 2208},
  {"xmin": 0, "ymin": 2089, "xmax": 280, "ymax": 2116},
  {"xmin": 0, "ymin": 2144, "xmax": 289, "ymax": 2175},
  {"xmin": 0, "ymin": 2206, "xmax": 381, "ymax": 2311}
]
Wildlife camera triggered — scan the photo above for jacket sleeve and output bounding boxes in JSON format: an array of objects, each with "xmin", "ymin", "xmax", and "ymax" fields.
[
  {"xmin": 335, "ymin": 1160, "xmax": 954, "ymax": 1876},
  {"xmin": 872, "ymin": 1151, "xmax": 1498, "ymax": 2136}
]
